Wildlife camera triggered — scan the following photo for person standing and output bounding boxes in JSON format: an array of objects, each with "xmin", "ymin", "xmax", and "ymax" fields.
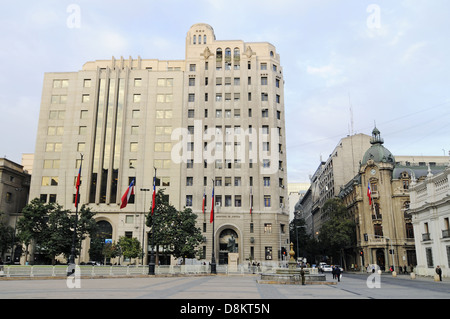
[{"xmin": 435, "ymin": 265, "xmax": 442, "ymax": 281}]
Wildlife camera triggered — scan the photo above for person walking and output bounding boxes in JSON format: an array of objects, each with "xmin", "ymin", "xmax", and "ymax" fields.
[
  {"xmin": 435, "ymin": 265, "xmax": 442, "ymax": 281},
  {"xmin": 335, "ymin": 266, "xmax": 341, "ymax": 282}
]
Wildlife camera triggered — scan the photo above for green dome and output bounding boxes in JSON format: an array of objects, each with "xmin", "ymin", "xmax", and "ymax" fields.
[{"xmin": 362, "ymin": 127, "xmax": 395, "ymax": 164}]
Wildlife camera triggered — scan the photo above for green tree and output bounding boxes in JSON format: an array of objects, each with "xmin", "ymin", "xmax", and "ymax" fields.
[
  {"xmin": 171, "ymin": 207, "xmax": 204, "ymax": 262},
  {"xmin": 318, "ymin": 198, "xmax": 356, "ymax": 267},
  {"xmin": 146, "ymin": 189, "xmax": 203, "ymax": 263},
  {"xmin": 0, "ymin": 212, "xmax": 16, "ymax": 259},
  {"xmin": 118, "ymin": 236, "xmax": 141, "ymax": 261},
  {"xmin": 17, "ymin": 198, "xmax": 97, "ymax": 264}
]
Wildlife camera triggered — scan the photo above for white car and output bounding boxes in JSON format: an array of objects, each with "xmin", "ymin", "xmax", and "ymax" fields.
[{"xmin": 322, "ymin": 265, "xmax": 333, "ymax": 272}]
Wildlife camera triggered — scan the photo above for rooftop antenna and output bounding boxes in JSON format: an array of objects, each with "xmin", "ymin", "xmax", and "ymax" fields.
[{"xmin": 348, "ymin": 92, "xmax": 354, "ymax": 136}]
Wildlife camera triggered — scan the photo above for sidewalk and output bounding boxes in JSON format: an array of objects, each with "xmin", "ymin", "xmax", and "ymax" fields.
[{"xmin": 346, "ymin": 270, "xmax": 450, "ymax": 283}]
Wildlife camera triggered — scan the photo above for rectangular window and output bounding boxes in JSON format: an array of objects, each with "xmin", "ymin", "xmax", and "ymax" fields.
[
  {"xmin": 235, "ymin": 195, "xmax": 241, "ymax": 207},
  {"xmin": 264, "ymin": 195, "xmax": 271, "ymax": 207},
  {"xmin": 186, "ymin": 195, "xmax": 193, "ymax": 207}
]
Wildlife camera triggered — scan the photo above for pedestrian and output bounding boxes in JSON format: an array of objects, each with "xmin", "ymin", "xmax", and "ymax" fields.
[
  {"xmin": 335, "ymin": 266, "xmax": 341, "ymax": 282},
  {"xmin": 300, "ymin": 267, "xmax": 305, "ymax": 285},
  {"xmin": 435, "ymin": 265, "xmax": 442, "ymax": 281},
  {"xmin": 332, "ymin": 266, "xmax": 336, "ymax": 279}
]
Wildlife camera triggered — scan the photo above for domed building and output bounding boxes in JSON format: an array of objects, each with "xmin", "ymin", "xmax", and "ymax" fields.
[{"xmin": 339, "ymin": 127, "xmax": 437, "ymax": 271}]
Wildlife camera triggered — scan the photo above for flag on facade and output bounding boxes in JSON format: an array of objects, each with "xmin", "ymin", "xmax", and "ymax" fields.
[
  {"xmin": 249, "ymin": 187, "xmax": 253, "ymax": 215},
  {"xmin": 120, "ymin": 179, "xmax": 135, "ymax": 209},
  {"xmin": 202, "ymin": 189, "xmax": 206, "ymax": 214},
  {"xmin": 367, "ymin": 182, "xmax": 372, "ymax": 206},
  {"xmin": 74, "ymin": 163, "xmax": 82, "ymax": 208},
  {"xmin": 151, "ymin": 176, "xmax": 156, "ymax": 215},
  {"xmin": 210, "ymin": 186, "xmax": 214, "ymax": 223}
]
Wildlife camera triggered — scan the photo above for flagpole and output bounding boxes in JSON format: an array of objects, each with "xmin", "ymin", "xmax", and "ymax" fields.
[
  {"xmin": 67, "ymin": 153, "xmax": 83, "ymax": 276},
  {"xmin": 210, "ymin": 178, "xmax": 216, "ymax": 274},
  {"xmin": 148, "ymin": 167, "xmax": 157, "ymax": 275}
]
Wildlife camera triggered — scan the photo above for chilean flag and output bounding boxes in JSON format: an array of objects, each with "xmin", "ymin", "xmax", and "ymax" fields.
[
  {"xmin": 250, "ymin": 187, "xmax": 253, "ymax": 215},
  {"xmin": 367, "ymin": 182, "xmax": 372, "ymax": 206},
  {"xmin": 151, "ymin": 177, "xmax": 156, "ymax": 215},
  {"xmin": 120, "ymin": 179, "xmax": 135, "ymax": 209},
  {"xmin": 74, "ymin": 163, "xmax": 82, "ymax": 208},
  {"xmin": 210, "ymin": 186, "xmax": 214, "ymax": 223}
]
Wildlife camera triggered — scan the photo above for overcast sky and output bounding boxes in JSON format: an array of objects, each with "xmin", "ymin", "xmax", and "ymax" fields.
[{"xmin": 1, "ymin": 0, "xmax": 449, "ymax": 183}]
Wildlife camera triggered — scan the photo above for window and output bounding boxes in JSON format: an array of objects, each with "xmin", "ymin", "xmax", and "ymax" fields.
[
  {"xmin": 189, "ymin": 78, "xmax": 195, "ymax": 86},
  {"xmin": 264, "ymin": 223, "xmax": 272, "ymax": 233},
  {"xmin": 188, "ymin": 109, "xmax": 195, "ymax": 118},
  {"xmin": 82, "ymin": 94, "xmax": 90, "ymax": 103},
  {"xmin": 264, "ymin": 195, "xmax": 271, "ymax": 207},
  {"xmin": 260, "ymin": 63, "xmax": 267, "ymax": 70},
  {"xmin": 261, "ymin": 77, "xmax": 268, "ymax": 85},
  {"xmin": 426, "ymin": 248, "xmax": 433, "ymax": 268},
  {"xmin": 83, "ymin": 79, "xmax": 91, "ymax": 87},
  {"xmin": 133, "ymin": 94, "xmax": 141, "ymax": 103},
  {"xmin": 130, "ymin": 142, "xmax": 138, "ymax": 152},
  {"xmin": 265, "ymin": 247, "xmax": 272, "ymax": 260},
  {"xmin": 264, "ymin": 177, "xmax": 270, "ymax": 186},
  {"xmin": 235, "ymin": 195, "xmax": 241, "ymax": 207},
  {"xmin": 125, "ymin": 215, "xmax": 134, "ymax": 223},
  {"xmin": 186, "ymin": 195, "xmax": 193, "ymax": 207},
  {"xmin": 225, "ymin": 195, "xmax": 232, "ymax": 207},
  {"xmin": 53, "ymin": 79, "xmax": 69, "ymax": 88},
  {"xmin": 186, "ymin": 177, "xmax": 193, "ymax": 186},
  {"xmin": 188, "ymin": 93, "xmax": 195, "ymax": 102},
  {"xmin": 134, "ymin": 78, "xmax": 142, "ymax": 87},
  {"xmin": 189, "ymin": 64, "xmax": 196, "ymax": 71}
]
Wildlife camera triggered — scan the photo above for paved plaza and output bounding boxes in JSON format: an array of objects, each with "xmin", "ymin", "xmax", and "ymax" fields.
[{"xmin": 0, "ymin": 273, "xmax": 448, "ymax": 300}]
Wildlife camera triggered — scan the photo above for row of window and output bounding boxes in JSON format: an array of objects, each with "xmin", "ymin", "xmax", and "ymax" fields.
[
  {"xmin": 188, "ymin": 76, "xmax": 280, "ymax": 87},
  {"xmin": 185, "ymin": 194, "xmax": 282, "ymax": 208}
]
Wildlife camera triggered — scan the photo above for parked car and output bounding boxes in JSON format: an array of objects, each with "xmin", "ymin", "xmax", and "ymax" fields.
[{"xmin": 322, "ymin": 265, "xmax": 333, "ymax": 272}]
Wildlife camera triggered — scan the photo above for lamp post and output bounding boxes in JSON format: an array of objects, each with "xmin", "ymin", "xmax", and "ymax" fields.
[
  {"xmin": 67, "ymin": 154, "xmax": 83, "ymax": 276},
  {"xmin": 295, "ymin": 225, "xmax": 306, "ymax": 263},
  {"xmin": 148, "ymin": 168, "xmax": 157, "ymax": 275},
  {"xmin": 140, "ymin": 188, "xmax": 150, "ymax": 265}
]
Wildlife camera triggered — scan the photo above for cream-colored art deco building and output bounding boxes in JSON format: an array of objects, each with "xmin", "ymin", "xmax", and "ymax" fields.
[{"xmin": 29, "ymin": 23, "xmax": 289, "ymax": 265}]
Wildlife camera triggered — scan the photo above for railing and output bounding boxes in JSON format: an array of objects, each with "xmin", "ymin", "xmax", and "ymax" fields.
[{"xmin": 0, "ymin": 264, "xmax": 277, "ymax": 278}]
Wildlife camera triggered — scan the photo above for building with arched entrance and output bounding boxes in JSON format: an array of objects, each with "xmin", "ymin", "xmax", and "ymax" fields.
[
  {"xmin": 339, "ymin": 127, "xmax": 449, "ymax": 271},
  {"xmin": 28, "ymin": 23, "xmax": 289, "ymax": 266}
]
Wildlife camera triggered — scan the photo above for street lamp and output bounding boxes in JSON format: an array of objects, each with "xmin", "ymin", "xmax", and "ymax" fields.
[
  {"xmin": 140, "ymin": 188, "xmax": 150, "ymax": 266},
  {"xmin": 295, "ymin": 225, "xmax": 306, "ymax": 263},
  {"xmin": 67, "ymin": 154, "xmax": 83, "ymax": 276}
]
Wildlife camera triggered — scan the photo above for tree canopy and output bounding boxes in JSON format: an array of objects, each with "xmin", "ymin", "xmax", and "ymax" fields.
[{"xmin": 146, "ymin": 189, "xmax": 203, "ymax": 262}]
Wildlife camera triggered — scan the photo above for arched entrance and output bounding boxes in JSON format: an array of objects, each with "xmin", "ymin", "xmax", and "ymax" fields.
[
  {"xmin": 218, "ymin": 229, "xmax": 238, "ymax": 265},
  {"xmin": 376, "ymin": 248, "xmax": 385, "ymax": 271},
  {"xmin": 89, "ymin": 220, "xmax": 113, "ymax": 264}
]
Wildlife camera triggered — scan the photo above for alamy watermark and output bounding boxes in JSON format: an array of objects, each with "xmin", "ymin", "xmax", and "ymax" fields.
[
  {"xmin": 171, "ymin": 120, "xmax": 281, "ymax": 175},
  {"xmin": 66, "ymin": 4, "xmax": 81, "ymax": 29},
  {"xmin": 366, "ymin": 4, "xmax": 381, "ymax": 29},
  {"xmin": 66, "ymin": 265, "xmax": 81, "ymax": 289},
  {"xmin": 366, "ymin": 265, "xmax": 381, "ymax": 288}
]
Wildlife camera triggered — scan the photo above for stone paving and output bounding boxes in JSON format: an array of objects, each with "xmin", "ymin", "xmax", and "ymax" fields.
[{"xmin": 0, "ymin": 272, "xmax": 448, "ymax": 300}]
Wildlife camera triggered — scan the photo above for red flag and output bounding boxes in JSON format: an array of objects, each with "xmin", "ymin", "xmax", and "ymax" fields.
[
  {"xmin": 202, "ymin": 190, "xmax": 206, "ymax": 214},
  {"xmin": 250, "ymin": 187, "xmax": 253, "ymax": 215},
  {"xmin": 120, "ymin": 179, "xmax": 135, "ymax": 209},
  {"xmin": 367, "ymin": 182, "xmax": 372, "ymax": 206},
  {"xmin": 210, "ymin": 187, "xmax": 214, "ymax": 223},
  {"xmin": 74, "ymin": 163, "xmax": 82, "ymax": 208},
  {"xmin": 151, "ymin": 177, "xmax": 156, "ymax": 215}
]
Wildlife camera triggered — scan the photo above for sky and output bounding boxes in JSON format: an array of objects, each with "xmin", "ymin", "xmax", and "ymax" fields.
[{"xmin": 0, "ymin": 0, "xmax": 449, "ymax": 183}]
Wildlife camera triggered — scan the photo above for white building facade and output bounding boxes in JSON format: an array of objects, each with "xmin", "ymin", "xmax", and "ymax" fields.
[{"xmin": 409, "ymin": 166, "xmax": 450, "ymax": 278}]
